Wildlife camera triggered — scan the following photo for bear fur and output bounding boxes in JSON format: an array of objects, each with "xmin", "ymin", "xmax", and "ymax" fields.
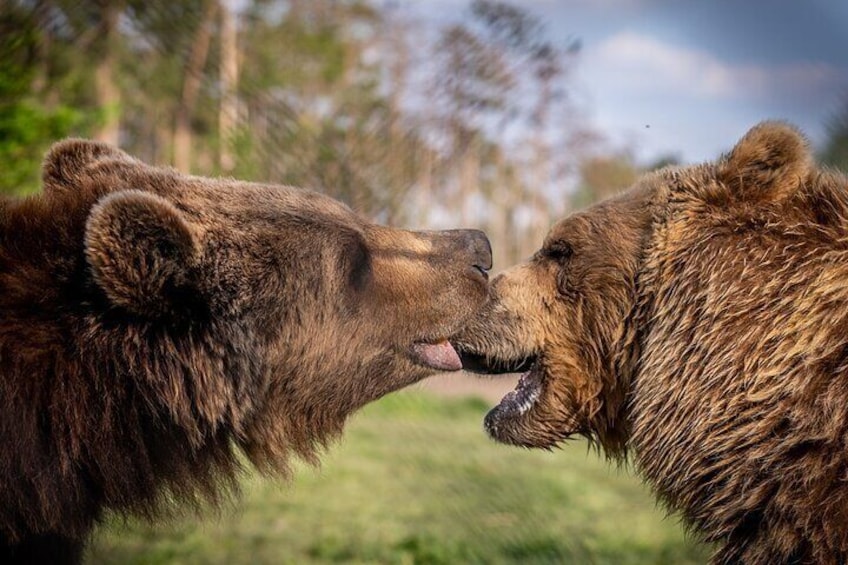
[
  {"xmin": 0, "ymin": 140, "xmax": 491, "ymax": 563},
  {"xmin": 454, "ymin": 122, "xmax": 848, "ymax": 564}
]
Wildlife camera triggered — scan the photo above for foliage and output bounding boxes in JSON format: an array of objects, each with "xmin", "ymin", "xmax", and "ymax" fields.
[
  {"xmin": 1, "ymin": 0, "xmax": 598, "ymax": 262},
  {"xmin": 821, "ymin": 97, "xmax": 848, "ymax": 172},
  {"xmin": 0, "ymin": 3, "xmax": 81, "ymax": 195},
  {"xmin": 424, "ymin": 0, "xmax": 583, "ymax": 264},
  {"xmin": 572, "ymin": 153, "xmax": 639, "ymax": 210}
]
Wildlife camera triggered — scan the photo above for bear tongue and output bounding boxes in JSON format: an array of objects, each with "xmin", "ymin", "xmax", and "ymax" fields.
[{"xmin": 412, "ymin": 340, "xmax": 462, "ymax": 371}]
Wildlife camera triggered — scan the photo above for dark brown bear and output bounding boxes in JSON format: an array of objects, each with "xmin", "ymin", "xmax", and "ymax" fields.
[
  {"xmin": 454, "ymin": 122, "xmax": 848, "ymax": 564},
  {"xmin": 0, "ymin": 140, "xmax": 491, "ymax": 564}
]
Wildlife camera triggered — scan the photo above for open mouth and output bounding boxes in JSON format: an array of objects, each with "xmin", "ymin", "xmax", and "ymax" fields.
[
  {"xmin": 454, "ymin": 346, "xmax": 543, "ymax": 422},
  {"xmin": 455, "ymin": 349, "xmax": 536, "ymax": 375},
  {"xmin": 410, "ymin": 339, "xmax": 463, "ymax": 371},
  {"xmin": 484, "ymin": 362, "xmax": 546, "ymax": 444},
  {"xmin": 490, "ymin": 364, "xmax": 544, "ymax": 418}
]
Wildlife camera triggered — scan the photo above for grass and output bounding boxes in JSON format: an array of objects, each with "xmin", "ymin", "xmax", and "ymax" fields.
[{"xmin": 86, "ymin": 391, "xmax": 710, "ymax": 564}]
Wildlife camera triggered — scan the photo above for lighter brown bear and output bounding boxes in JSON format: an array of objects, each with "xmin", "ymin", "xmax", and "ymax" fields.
[
  {"xmin": 0, "ymin": 140, "xmax": 491, "ymax": 564},
  {"xmin": 454, "ymin": 122, "xmax": 848, "ymax": 564}
]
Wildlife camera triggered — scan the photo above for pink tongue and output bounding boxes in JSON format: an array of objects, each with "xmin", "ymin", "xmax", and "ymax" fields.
[{"xmin": 412, "ymin": 341, "xmax": 462, "ymax": 371}]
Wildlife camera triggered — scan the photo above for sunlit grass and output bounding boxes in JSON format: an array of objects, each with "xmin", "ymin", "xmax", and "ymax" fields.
[{"xmin": 87, "ymin": 392, "xmax": 709, "ymax": 564}]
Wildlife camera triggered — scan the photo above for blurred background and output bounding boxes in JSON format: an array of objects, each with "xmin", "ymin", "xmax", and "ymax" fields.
[{"xmin": 2, "ymin": 0, "xmax": 847, "ymax": 562}]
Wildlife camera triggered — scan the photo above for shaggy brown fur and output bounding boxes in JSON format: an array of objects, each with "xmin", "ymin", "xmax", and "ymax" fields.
[
  {"xmin": 0, "ymin": 140, "xmax": 491, "ymax": 564},
  {"xmin": 453, "ymin": 122, "xmax": 848, "ymax": 564}
]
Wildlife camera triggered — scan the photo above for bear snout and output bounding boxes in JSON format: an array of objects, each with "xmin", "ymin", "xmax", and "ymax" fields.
[{"xmin": 440, "ymin": 229, "xmax": 492, "ymax": 282}]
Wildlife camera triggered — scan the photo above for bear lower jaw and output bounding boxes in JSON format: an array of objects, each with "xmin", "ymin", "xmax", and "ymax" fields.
[
  {"xmin": 484, "ymin": 365, "xmax": 544, "ymax": 444},
  {"xmin": 499, "ymin": 369, "xmax": 543, "ymax": 415}
]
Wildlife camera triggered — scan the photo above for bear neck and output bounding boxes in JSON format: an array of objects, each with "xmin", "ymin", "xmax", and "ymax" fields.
[
  {"xmin": 0, "ymin": 194, "xmax": 261, "ymax": 541},
  {"xmin": 627, "ymin": 166, "xmax": 848, "ymax": 561},
  {"xmin": 585, "ymin": 180, "xmax": 661, "ymax": 459}
]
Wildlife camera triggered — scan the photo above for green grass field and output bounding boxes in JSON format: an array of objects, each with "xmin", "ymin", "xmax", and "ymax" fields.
[{"xmin": 86, "ymin": 391, "xmax": 709, "ymax": 564}]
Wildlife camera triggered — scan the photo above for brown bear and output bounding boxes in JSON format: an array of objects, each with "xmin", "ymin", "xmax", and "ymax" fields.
[
  {"xmin": 453, "ymin": 122, "xmax": 848, "ymax": 564},
  {"xmin": 0, "ymin": 139, "xmax": 491, "ymax": 564}
]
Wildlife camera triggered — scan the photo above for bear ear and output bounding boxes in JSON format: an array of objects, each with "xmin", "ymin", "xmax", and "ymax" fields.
[
  {"xmin": 43, "ymin": 139, "xmax": 133, "ymax": 195},
  {"xmin": 85, "ymin": 190, "xmax": 200, "ymax": 319},
  {"xmin": 718, "ymin": 121, "xmax": 812, "ymax": 204}
]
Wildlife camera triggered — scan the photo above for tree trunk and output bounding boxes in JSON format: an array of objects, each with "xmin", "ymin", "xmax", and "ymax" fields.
[
  {"xmin": 529, "ymin": 72, "xmax": 555, "ymax": 248},
  {"xmin": 458, "ymin": 137, "xmax": 479, "ymax": 226},
  {"xmin": 93, "ymin": 1, "xmax": 122, "ymax": 145},
  {"xmin": 218, "ymin": 0, "xmax": 238, "ymax": 174},
  {"xmin": 31, "ymin": 0, "xmax": 52, "ymax": 96},
  {"xmin": 174, "ymin": 0, "xmax": 218, "ymax": 172}
]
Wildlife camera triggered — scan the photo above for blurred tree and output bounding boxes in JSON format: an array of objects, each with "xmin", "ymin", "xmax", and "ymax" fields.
[
  {"xmin": 428, "ymin": 0, "xmax": 581, "ymax": 264},
  {"xmin": 123, "ymin": 0, "xmax": 223, "ymax": 166},
  {"xmin": 219, "ymin": 0, "xmax": 238, "ymax": 173},
  {"xmin": 434, "ymin": 23, "xmax": 513, "ymax": 225},
  {"xmin": 646, "ymin": 153, "xmax": 681, "ymax": 172},
  {"xmin": 471, "ymin": 0, "xmax": 581, "ymax": 252},
  {"xmin": 92, "ymin": 0, "xmax": 123, "ymax": 144},
  {"xmin": 236, "ymin": 0, "xmax": 424, "ymax": 221},
  {"xmin": 821, "ymin": 98, "xmax": 848, "ymax": 172},
  {"xmin": 42, "ymin": 0, "xmax": 128, "ymax": 144},
  {"xmin": 0, "ymin": 2, "xmax": 80, "ymax": 195},
  {"xmin": 125, "ymin": 0, "xmax": 217, "ymax": 170},
  {"xmin": 572, "ymin": 152, "xmax": 639, "ymax": 210},
  {"xmin": 2, "ymin": 0, "xmax": 594, "ymax": 264}
]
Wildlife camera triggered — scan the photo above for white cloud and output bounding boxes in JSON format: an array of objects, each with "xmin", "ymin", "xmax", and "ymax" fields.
[
  {"xmin": 587, "ymin": 32, "xmax": 848, "ymax": 103},
  {"xmin": 572, "ymin": 31, "xmax": 848, "ymax": 163},
  {"xmin": 564, "ymin": 0, "xmax": 653, "ymax": 8}
]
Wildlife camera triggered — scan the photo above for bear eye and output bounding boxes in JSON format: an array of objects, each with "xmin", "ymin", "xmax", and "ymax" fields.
[
  {"xmin": 345, "ymin": 236, "xmax": 372, "ymax": 293},
  {"xmin": 543, "ymin": 241, "xmax": 573, "ymax": 263}
]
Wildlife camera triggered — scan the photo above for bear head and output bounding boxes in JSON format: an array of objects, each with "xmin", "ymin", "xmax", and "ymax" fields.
[
  {"xmin": 452, "ymin": 121, "xmax": 828, "ymax": 453},
  {"xmin": 0, "ymin": 139, "xmax": 490, "ymax": 540},
  {"xmin": 453, "ymin": 120, "xmax": 848, "ymax": 562},
  {"xmin": 58, "ymin": 140, "xmax": 489, "ymax": 462}
]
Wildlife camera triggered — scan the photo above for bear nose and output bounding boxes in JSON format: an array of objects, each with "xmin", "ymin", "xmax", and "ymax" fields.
[{"xmin": 456, "ymin": 229, "xmax": 493, "ymax": 273}]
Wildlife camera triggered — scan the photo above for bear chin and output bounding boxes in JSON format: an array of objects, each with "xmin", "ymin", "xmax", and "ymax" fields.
[
  {"xmin": 483, "ymin": 366, "xmax": 545, "ymax": 441},
  {"xmin": 453, "ymin": 346, "xmax": 556, "ymax": 445}
]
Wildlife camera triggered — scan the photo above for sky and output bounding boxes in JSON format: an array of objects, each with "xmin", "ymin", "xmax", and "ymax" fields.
[{"xmin": 395, "ymin": 0, "xmax": 848, "ymax": 164}]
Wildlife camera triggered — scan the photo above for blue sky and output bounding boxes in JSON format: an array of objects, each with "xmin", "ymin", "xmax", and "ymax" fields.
[{"xmin": 397, "ymin": 0, "xmax": 848, "ymax": 164}]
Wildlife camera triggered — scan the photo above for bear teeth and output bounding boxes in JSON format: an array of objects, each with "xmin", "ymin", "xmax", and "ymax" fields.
[
  {"xmin": 517, "ymin": 387, "xmax": 541, "ymax": 415},
  {"xmin": 497, "ymin": 369, "xmax": 543, "ymax": 416}
]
